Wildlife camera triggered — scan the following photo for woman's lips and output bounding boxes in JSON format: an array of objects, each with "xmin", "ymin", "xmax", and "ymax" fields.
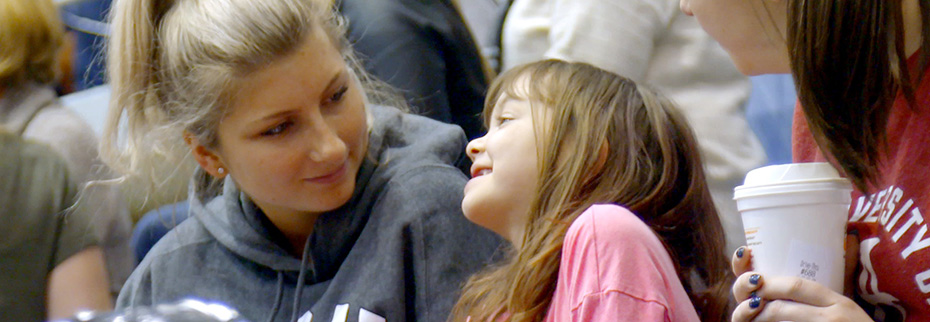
[{"xmin": 306, "ymin": 163, "xmax": 348, "ymax": 184}]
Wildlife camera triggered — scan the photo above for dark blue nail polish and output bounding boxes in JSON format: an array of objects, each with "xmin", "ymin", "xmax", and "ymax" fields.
[
  {"xmin": 749, "ymin": 274, "xmax": 760, "ymax": 285},
  {"xmin": 749, "ymin": 296, "xmax": 761, "ymax": 309},
  {"xmin": 736, "ymin": 247, "xmax": 745, "ymax": 258}
]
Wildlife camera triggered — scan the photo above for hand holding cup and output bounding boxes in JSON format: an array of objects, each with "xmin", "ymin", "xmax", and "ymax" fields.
[
  {"xmin": 730, "ymin": 162, "xmax": 869, "ymax": 321},
  {"xmin": 729, "ymin": 234, "xmax": 867, "ymax": 322}
]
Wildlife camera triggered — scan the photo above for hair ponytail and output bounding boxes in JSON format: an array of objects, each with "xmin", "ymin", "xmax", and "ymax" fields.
[{"xmin": 102, "ymin": 0, "xmax": 196, "ymax": 213}]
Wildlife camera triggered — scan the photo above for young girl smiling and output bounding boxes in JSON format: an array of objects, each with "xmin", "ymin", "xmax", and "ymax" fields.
[{"xmin": 451, "ymin": 60, "xmax": 731, "ymax": 322}]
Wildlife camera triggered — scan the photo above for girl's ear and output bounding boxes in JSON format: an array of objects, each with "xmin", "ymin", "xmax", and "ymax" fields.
[{"xmin": 184, "ymin": 131, "xmax": 227, "ymax": 178}]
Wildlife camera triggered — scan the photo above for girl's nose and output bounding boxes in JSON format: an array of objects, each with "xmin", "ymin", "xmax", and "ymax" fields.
[{"xmin": 465, "ymin": 136, "xmax": 486, "ymax": 161}]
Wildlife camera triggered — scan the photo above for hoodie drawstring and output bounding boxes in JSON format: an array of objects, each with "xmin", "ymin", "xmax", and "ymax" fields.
[
  {"xmin": 267, "ymin": 271, "xmax": 285, "ymax": 322},
  {"xmin": 289, "ymin": 236, "xmax": 315, "ymax": 322}
]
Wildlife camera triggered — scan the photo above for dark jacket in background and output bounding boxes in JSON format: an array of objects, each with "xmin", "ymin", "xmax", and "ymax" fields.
[{"xmin": 339, "ymin": 0, "xmax": 489, "ymax": 140}]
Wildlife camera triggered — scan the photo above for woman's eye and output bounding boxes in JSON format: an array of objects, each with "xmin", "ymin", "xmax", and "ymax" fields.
[
  {"xmin": 497, "ymin": 116, "xmax": 513, "ymax": 125},
  {"xmin": 327, "ymin": 86, "xmax": 349, "ymax": 104},
  {"xmin": 261, "ymin": 122, "xmax": 291, "ymax": 136}
]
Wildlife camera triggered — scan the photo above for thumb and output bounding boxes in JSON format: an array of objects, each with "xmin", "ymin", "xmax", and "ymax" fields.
[{"xmin": 844, "ymin": 231, "xmax": 860, "ymax": 298}]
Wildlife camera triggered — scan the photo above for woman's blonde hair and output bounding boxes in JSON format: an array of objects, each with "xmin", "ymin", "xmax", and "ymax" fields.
[
  {"xmin": 0, "ymin": 0, "xmax": 65, "ymax": 86},
  {"xmin": 450, "ymin": 60, "xmax": 732, "ymax": 322},
  {"xmin": 103, "ymin": 0, "xmax": 394, "ymax": 203}
]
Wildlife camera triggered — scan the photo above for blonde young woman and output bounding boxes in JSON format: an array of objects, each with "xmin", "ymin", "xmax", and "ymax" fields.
[
  {"xmin": 105, "ymin": 0, "xmax": 501, "ymax": 321},
  {"xmin": 681, "ymin": 0, "xmax": 930, "ymax": 320},
  {"xmin": 450, "ymin": 60, "xmax": 731, "ymax": 322}
]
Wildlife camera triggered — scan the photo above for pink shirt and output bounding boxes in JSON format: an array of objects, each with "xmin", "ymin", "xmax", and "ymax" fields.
[{"xmin": 543, "ymin": 204, "xmax": 700, "ymax": 322}]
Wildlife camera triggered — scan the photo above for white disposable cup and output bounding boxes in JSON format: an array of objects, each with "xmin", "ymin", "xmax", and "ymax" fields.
[{"xmin": 734, "ymin": 162, "xmax": 852, "ymax": 292}]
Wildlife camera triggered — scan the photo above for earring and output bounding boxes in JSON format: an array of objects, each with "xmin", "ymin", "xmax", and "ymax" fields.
[{"xmin": 217, "ymin": 167, "xmax": 225, "ymax": 175}]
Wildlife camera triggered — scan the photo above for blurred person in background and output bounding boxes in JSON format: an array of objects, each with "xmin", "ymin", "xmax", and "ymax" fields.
[
  {"xmin": 337, "ymin": 0, "xmax": 492, "ymax": 140},
  {"xmin": 58, "ymin": 0, "xmax": 110, "ymax": 91},
  {"xmin": 0, "ymin": 0, "xmax": 134, "ymax": 296},
  {"xmin": 0, "ymin": 128, "xmax": 111, "ymax": 321}
]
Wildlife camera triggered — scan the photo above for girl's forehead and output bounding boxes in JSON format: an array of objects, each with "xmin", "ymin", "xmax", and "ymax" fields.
[
  {"xmin": 485, "ymin": 73, "xmax": 546, "ymax": 120},
  {"xmin": 491, "ymin": 93, "xmax": 528, "ymax": 113}
]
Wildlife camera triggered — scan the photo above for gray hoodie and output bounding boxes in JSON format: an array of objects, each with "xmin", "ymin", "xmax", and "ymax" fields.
[{"xmin": 116, "ymin": 105, "xmax": 503, "ymax": 322}]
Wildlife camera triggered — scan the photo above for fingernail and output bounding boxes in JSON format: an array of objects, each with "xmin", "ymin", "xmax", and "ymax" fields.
[
  {"xmin": 749, "ymin": 296, "xmax": 761, "ymax": 309},
  {"xmin": 736, "ymin": 247, "xmax": 745, "ymax": 258},
  {"xmin": 749, "ymin": 274, "xmax": 760, "ymax": 285}
]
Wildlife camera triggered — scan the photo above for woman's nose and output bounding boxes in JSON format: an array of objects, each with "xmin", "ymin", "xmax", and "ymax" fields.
[{"xmin": 308, "ymin": 124, "xmax": 348, "ymax": 164}]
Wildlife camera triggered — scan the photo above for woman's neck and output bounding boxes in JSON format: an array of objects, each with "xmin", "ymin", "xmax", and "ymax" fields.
[
  {"xmin": 254, "ymin": 201, "xmax": 321, "ymax": 257},
  {"xmin": 904, "ymin": 0, "xmax": 923, "ymax": 56}
]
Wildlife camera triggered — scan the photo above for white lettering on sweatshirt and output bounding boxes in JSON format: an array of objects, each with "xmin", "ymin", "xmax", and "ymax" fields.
[
  {"xmin": 296, "ymin": 304, "xmax": 386, "ymax": 322},
  {"xmin": 852, "ymin": 186, "xmax": 930, "ymax": 316}
]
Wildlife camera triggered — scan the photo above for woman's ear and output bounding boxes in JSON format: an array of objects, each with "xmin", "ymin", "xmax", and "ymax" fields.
[{"xmin": 184, "ymin": 131, "xmax": 227, "ymax": 178}]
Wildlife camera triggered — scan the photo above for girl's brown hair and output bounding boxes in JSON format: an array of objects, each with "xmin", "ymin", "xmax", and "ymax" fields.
[
  {"xmin": 787, "ymin": 0, "xmax": 930, "ymax": 193},
  {"xmin": 450, "ymin": 60, "xmax": 731, "ymax": 322}
]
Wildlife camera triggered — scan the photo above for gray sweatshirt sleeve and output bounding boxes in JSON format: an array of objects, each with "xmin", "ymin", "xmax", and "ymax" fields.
[{"xmin": 376, "ymin": 165, "xmax": 503, "ymax": 322}]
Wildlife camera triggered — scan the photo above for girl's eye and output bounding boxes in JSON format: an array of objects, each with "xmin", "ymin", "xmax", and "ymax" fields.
[
  {"xmin": 261, "ymin": 121, "xmax": 292, "ymax": 137},
  {"xmin": 496, "ymin": 116, "xmax": 513, "ymax": 126},
  {"xmin": 326, "ymin": 86, "xmax": 349, "ymax": 105}
]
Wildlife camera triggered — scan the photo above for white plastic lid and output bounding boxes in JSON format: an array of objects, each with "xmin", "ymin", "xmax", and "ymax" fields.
[{"xmin": 741, "ymin": 162, "xmax": 849, "ymax": 187}]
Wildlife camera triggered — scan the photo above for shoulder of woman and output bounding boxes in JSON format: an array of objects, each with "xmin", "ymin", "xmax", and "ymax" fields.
[
  {"xmin": 1, "ymin": 133, "xmax": 75, "ymax": 203},
  {"xmin": 378, "ymin": 163, "xmax": 466, "ymax": 211},
  {"xmin": 25, "ymin": 104, "xmax": 97, "ymax": 144},
  {"xmin": 370, "ymin": 104, "xmax": 466, "ymax": 144},
  {"xmin": 138, "ymin": 217, "xmax": 217, "ymax": 267},
  {"xmin": 23, "ymin": 105, "xmax": 100, "ymax": 177},
  {"xmin": 369, "ymin": 105, "xmax": 468, "ymax": 169}
]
